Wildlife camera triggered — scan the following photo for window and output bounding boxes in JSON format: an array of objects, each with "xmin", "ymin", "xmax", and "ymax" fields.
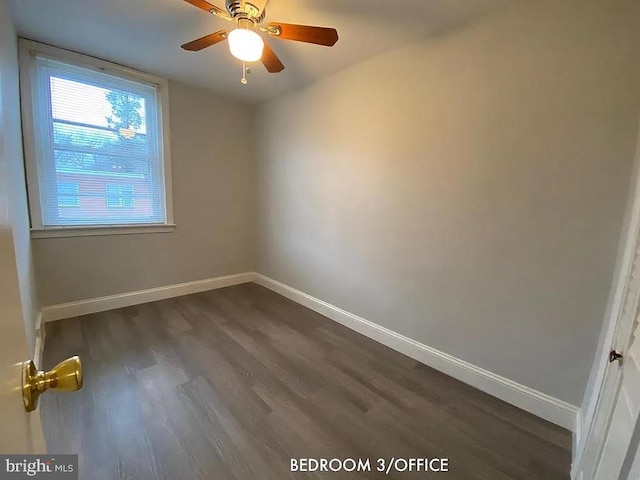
[
  {"xmin": 56, "ymin": 181, "xmax": 79, "ymax": 207},
  {"xmin": 20, "ymin": 40, "xmax": 173, "ymax": 237},
  {"xmin": 106, "ymin": 184, "xmax": 135, "ymax": 208}
]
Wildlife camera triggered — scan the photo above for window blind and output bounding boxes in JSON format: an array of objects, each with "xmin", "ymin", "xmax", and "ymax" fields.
[{"xmin": 30, "ymin": 56, "xmax": 167, "ymax": 227}]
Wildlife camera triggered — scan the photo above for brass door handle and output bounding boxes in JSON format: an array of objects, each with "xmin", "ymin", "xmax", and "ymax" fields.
[{"xmin": 22, "ymin": 356, "xmax": 83, "ymax": 412}]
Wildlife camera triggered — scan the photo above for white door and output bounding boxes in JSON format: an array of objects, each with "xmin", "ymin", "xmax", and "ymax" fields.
[
  {"xmin": 573, "ymin": 119, "xmax": 640, "ymax": 480},
  {"xmin": 625, "ymin": 435, "xmax": 640, "ymax": 479},
  {"xmin": 594, "ymin": 315, "xmax": 640, "ymax": 479},
  {"xmin": 0, "ymin": 83, "xmax": 46, "ymax": 453}
]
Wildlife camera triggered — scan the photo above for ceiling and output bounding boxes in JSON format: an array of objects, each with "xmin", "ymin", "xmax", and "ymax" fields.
[{"xmin": 9, "ymin": 0, "xmax": 511, "ymax": 103}]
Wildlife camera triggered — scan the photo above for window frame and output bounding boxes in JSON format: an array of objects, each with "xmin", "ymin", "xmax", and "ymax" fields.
[{"xmin": 19, "ymin": 39, "xmax": 175, "ymax": 238}]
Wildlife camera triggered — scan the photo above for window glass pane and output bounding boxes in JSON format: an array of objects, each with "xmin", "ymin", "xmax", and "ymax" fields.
[
  {"xmin": 53, "ymin": 121, "xmax": 151, "ymax": 158},
  {"xmin": 30, "ymin": 57, "xmax": 166, "ymax": 227},
  {"xmin": 106, "ymin": 184, "xmax": 135, "ymax": 208},
  {"xmin": 50, "ymin": 77, "xmax": 147, "ymax": 134},
  {"xmin": 56, "ymin": 181, "xmax": 79, "ymax": 207}
]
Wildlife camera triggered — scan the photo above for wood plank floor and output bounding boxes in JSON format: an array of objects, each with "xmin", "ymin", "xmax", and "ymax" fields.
[{"xmin": 42, "ymin": 282, "xmax": 571, "ymax": 479}]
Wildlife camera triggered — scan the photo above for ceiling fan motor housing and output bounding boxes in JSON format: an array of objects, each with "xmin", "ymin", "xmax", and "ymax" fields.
[{"xmin": 225, "ymin": 0, "xmax": 265, "ymax": 23}]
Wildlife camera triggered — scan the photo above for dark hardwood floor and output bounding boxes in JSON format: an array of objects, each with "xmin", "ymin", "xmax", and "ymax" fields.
[{"xmin": 42, "ymin": 282, "xmax": 571, "ymax": 479}]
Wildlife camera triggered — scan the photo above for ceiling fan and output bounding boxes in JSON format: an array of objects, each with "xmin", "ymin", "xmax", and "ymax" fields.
[{"xmin": 181, "ymin": 0, "xmax": 339, "ymax": 83}]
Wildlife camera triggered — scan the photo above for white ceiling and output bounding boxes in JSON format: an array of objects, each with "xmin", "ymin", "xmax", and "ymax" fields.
[{"xmin": 9, "ymin": 0, "xmax": 511, "ymax": 103}]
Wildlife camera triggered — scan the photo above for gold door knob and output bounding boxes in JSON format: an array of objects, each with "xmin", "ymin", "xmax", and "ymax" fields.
[{"xmin": 22, "ymin": 356, "xmax": 83, "ymax": 412}]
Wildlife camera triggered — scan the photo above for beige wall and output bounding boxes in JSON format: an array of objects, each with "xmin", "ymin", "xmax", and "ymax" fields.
[
  {"xmin": 34, "ymin": 81, "xmax": 257, "ymax": 306},
  {"xmin": 257, "ymin": 0, "xmax": 640, "ymax": 405},
  {"xmin": 0, "ymin": 0, "xmax": 39, "ymax": 353}
]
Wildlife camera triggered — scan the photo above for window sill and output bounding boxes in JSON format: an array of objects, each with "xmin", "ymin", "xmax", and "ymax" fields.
[{"xmin": 31, "ymin": 224, "xmax": 176, "ymax": 239}]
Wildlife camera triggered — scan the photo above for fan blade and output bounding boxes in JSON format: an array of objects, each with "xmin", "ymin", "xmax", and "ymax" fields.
[
  {"xmin": 183, "ymin": 0, "xmax": 231, "ymax": 20},
  {"xmin": 267, "ymin": 22, "xmax": 338, "ymax": 46},
  {"xmin": 183, "ymin": 0, "xmax": 217, "ymax": 13},
  {"xmin": 261, "ymin": 40, "xmax": 285, "ymax": 73},
  {"xmin": 181, "ymin": 30, "xmax": 228, "ymax": 51}
]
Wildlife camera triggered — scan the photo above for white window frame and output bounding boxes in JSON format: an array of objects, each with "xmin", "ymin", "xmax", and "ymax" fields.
[{"xmin": 19, "ymin": 39, "xmax": 174, "ymax": 238}]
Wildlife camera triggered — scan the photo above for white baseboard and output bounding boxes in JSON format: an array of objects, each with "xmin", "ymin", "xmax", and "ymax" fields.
[
  {"xmin": 572, "ymin": 409, "xmax": 583, "ymax": 478},
  {"xmin": 254, "ymin": 273, "xmax": 579, "ymax": 431},
  {"xmin": 39, "ymin": 270, "xmax": 579, "ymax": 431},
  {"xmin": 41, "ymin": 272, "xmax": 255, "ymax": 322}
]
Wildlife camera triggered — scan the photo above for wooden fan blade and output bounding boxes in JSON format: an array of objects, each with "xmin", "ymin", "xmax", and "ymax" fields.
[
  {"xmin": 183, "ymin": 0, "xmax": 231, "ymax": 20},
  {"xmin": 267, "ymin": 22, "xmax": 338, "ymax": 46},
  {"xmin": 183, "ymin": 0, "xmax": 218, "ymax": 13},
  {"xmin": 181, "ymin": 30, "xmax": 228, "ymax": 51},
  {"xmin": 261, "ymin": 40, "xmax": 285, "ymax": 73}
]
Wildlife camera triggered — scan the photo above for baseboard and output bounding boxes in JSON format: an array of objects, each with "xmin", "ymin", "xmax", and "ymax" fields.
[
  {"xmin": 41, "ymin": 272, "xmax": 255, "ymax": 322},
  {"xmin": 571, "ymin": 409, "xmax": 583, "ymax": 478},
  {"xmin": 39, "ymin": 270, "xmax": 579, "ymax": 431},
  {"xmin": 254, "ymin": 273, "xmax": 579, "ymax": 431}
]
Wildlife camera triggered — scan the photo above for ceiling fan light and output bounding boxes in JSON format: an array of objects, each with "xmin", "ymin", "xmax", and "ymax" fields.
[{"xmin": 228, "ymin": 28, "xmax": 264, "ymax": 62}]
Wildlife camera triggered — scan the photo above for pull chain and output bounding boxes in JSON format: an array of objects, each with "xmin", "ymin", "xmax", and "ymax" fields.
[{"xmin": 241, "ymin": 61, "xmax": 248, "ymax": 85}]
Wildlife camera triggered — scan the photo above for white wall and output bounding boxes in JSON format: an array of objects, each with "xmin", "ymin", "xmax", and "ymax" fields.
[
  {"xmin": 257, "ymin": 0, "xmax": 640, "ymax": 406},
  {"xmin": 0, "ymin": 0, "xmax": 39, "ymax": 352},
  {"xmin": 33, "ymin": 81, "xmax": 257, "ymax": 306}
]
